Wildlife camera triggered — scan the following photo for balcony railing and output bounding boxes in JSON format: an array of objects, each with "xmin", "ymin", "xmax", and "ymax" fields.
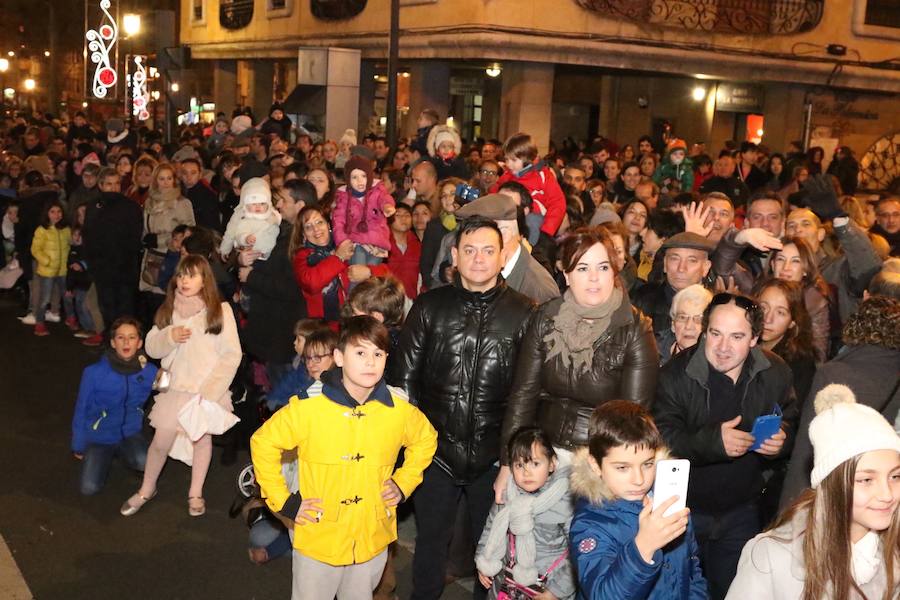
[{"xmin": 575, "ymin": 0, "xmax": 824, "ymax": 35}]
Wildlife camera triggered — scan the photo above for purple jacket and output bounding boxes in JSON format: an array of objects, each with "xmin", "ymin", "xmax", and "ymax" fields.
[{"xmin": 332, "ymin": 181, "xmax": 394, "ymax": 251}]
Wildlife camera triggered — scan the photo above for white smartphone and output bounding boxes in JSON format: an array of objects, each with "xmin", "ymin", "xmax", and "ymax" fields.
[{"xmin": 651, "ymin": 459, "xmax": 690, "ymax": 517}]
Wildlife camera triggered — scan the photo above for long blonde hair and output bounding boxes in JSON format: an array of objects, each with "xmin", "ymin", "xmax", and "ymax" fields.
[
  {"xmin": 154, "ymin": 254, "xmax": 224, "ymax": 334},
  {"xmin": 150, "ymin": 162, "xmax": 179, "ymax": 194},
  {"xmin": 769, "ymin": 457, "xmax": 900, "ymax": 600}
]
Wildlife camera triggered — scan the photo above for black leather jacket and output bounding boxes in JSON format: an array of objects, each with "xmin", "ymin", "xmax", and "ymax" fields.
[
  {"xmin": 388, "ymin": 278, "xmax": 535, "ymax": 484},
  {"xmin": 501, "ymin": 296, "xmax": 658, "ymax": 457}
]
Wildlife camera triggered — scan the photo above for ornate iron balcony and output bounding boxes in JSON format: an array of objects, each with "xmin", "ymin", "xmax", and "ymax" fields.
[{"xmin": 575, "ymin": 0, "xmax": 824, "ymax": 35}]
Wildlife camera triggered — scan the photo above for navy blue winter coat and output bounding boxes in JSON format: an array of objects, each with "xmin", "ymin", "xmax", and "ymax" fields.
[
  {"xmin": 71, "ymin": 355, "xmax": 157, "ymax": 453},
  {"xmin": 568, "ymin": 448, "xmax": 708, "ymax": 600}
]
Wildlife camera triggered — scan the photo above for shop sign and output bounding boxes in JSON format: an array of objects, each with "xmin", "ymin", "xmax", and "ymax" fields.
[
  {"xmin": 715, "ymin": 83, "xmax": 764, "ymax": 113},
  {"xmin": 450, "ymin": 76, "xmax": 484, "ymax": 96}
]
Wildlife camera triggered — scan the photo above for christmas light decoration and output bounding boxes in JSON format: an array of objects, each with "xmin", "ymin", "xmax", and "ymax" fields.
[
  {"xmin": 131, "ymin": 55, "xmax": 150, "ymax": 120},
  {"xmin": 86, "ymin": 0, "xmax": 118, "ymax": 98}
]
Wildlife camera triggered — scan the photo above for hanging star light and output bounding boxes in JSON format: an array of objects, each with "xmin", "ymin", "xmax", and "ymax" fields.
[
  {"xmin": 132, "ymin": 55, "xmax": 150, "ymax": 120},
  {"xmin": 86, "ymin": 0, "xmax": 118, "ymax": 98}
]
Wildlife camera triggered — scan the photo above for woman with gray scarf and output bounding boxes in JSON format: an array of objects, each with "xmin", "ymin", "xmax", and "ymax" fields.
[{"xmin": 496, "ymin": 227, "xmax": 658, "ymax": 500}]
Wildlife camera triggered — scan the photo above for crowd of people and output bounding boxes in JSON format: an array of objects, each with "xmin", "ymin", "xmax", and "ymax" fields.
[{"xmin": 2, "ymin": 101, "xmax": 900, "ymax": 600}]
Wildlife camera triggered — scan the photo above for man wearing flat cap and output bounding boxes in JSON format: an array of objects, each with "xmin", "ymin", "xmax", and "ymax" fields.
[
  {"xmin": 455, "ymin": 193, "xmax": 560, "ymax": 304},
  {"xmin": 633, "ymin": 231, "xmax": 715, "ymax": 348}
]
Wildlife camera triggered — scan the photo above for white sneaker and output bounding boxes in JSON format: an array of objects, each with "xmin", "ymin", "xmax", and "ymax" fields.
[
  {"xmin": 19, "ymin": 313, "xmax": 36, "ymax": 325},
  {"xmin": 44, "ymin": 311, "xmax": 61, "ymax": 323}
]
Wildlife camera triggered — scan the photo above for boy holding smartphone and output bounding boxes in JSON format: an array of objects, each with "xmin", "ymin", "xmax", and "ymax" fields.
[{"xmin": 569, "ymin": 401, "xmax": 707, "ymax": 599}]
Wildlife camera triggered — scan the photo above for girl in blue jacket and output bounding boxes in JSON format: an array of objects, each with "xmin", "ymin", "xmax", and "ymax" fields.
[
  {"xmin": 71, "ymin": 317, "xmax": 158, "ymax": 495},
  {"xmin": 568, "ymin": 401, "xmax": 707, "ymax": 600}
]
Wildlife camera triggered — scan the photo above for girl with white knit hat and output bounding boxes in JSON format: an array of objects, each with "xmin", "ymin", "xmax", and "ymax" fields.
[{"xmin": 727, "ymin": 384, "xmax": 900, "ymax": 599}]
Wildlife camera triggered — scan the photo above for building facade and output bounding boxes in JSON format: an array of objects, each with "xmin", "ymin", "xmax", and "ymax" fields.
[{"xmin": 179, "ymin": 0, "xmax": 900, "ymax": 190}]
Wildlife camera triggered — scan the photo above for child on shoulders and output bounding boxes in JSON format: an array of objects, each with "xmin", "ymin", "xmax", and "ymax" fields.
[{"xmin": 569, "ymin": 400, "xmax": 707, "ymax": 600}]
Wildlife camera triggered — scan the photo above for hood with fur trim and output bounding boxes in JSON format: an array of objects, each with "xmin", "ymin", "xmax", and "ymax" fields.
[
  {"xmin": 426, "ymin": 124, "xmax": 462, "ymax": 158},
  {"xmin": 569, "ymin": 446, "xmax": 670, "ymax": 505}
]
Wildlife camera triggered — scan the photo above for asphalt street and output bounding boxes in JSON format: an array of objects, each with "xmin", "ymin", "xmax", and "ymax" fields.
[{"xmin": 0, "ymin": 291, "xmax": 471, "ymax": 600}]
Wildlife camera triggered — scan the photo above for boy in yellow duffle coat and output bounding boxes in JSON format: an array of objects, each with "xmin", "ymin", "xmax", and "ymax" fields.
[{"xmin": 251, "ymin": 315, "xmax": 437, "ymax": 600}]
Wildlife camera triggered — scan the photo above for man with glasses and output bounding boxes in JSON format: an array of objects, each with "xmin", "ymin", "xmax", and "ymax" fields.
[
  {"xmin": 390, "ymin": 216, "xmax": 534, "ymax": 600},
  {"xmin": 872, "ymin": 196, "xmax": 900, "ymax": 256},
  {"xmin": 652, "ymin": 293, "xmax": 797, "ymax": 600},
  {"xmin": 476, "ymin": 160, "xmax": 501, "ymax": 195}
]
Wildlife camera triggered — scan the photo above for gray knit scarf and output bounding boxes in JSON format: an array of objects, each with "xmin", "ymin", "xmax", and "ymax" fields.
[
  {"xmin": 475, "ymin": 464, "xmax": 571, "ymax": 586},
  {"xmin": 543, "ymin": 287, "xmax": 623, "ymax": 376}
]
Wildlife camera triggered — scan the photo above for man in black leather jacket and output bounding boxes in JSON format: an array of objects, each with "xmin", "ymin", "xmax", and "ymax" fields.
[{"xmin": 389, "ymin": 216, "xmax": 534, "ymax": 600}]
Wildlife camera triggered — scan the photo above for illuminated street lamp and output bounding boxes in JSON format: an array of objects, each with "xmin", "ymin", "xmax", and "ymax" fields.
[
  {"xmin": 0, "ymin": 59, "xmax": 8, "ymax": 72},
  {"xmin": 24, "ymin": 79, "xmax": 36, "ymax": 91},
  {"xmin": 123, "ymin": 14, "xmax": 141, "ymax": 37},
  {"xmin": 170, "ymin": 82, "xmax": 179, "ymax": 93}
]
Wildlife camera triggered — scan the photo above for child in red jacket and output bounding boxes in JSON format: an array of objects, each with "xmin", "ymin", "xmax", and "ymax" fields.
[{"xmin": 491, "ymin": 133, "xmax": 565, "ymax": 237}]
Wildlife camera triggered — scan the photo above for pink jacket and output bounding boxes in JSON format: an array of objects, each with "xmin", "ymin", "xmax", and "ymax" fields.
[{"xmin": 332, "ymin": 181, "xmax": 394, "ymax": 251}]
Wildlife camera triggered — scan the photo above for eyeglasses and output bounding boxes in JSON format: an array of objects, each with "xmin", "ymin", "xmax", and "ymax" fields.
[
  {"xmin": 303, "ymin": 218, "xmax": 327, "ymax": 232},
  {"xmin": 673, "ymin": 313, "xmax": 704, "ymax": 325},
  {"xmin": 479, "ymin": 169, "xmax": 498, "ymax": 176},
  {"xmin": 304, "ymin": 354, "xmax": 331, "ymax": 364},
  {"xmin": 710, "ymin": 292, "xmax": 758, "ymax": 313}
]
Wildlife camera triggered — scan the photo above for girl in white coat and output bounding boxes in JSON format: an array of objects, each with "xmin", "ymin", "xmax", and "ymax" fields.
[
  {"xmin": 727, "ymin": 384, "xmax": 900, "ymax": 600},
  {"xmin": 120, "ymin": 254, "xmax": 242, "ymax": 517}
]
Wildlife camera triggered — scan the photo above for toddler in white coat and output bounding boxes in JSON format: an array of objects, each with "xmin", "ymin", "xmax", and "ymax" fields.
[{"xmin": 220, "ymin": 177, "xmax": 281, "ymax": 260}]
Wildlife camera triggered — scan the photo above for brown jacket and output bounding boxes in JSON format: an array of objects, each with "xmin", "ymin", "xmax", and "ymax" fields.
[{"xmin": 500, "ymin": 295, "xmax": 658, "ymax": 459}]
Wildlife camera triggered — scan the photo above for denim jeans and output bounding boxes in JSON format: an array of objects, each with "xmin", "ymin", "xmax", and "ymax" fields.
[
  {"xmin": 692, "ymin": 501, "xmax": 761, "ymax": 600},
  {"xmin": 249, "ymin": 517, "xmax": 292, "ymax": 560},
  {"xmin": 79, "ymin": 433, "xmax": 148, "ymax": 495},
  {"xmin": 411, "ymin": 464, "xmax": 497, "ymax": 600},
  {"xmin": 31, "ymin": 275, "xmax": 65, "ymax": 323},
  {"xmin": 349, "ymin": 245, "xmax": 384, "ymax": 266},
  {"xmin": 63, "ymin": 287, "xmax": 96, "ymax": 331}
]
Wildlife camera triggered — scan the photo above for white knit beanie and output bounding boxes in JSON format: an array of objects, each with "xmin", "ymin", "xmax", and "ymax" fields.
[
  {"xmin": 339, "ymin": 128, "xmax": 357, "ymax": 147},
  {"xmin": 809, "ymin": 384, "xmax": 900, "ymax": 487},
  {"xmin": 241, "ymin": 177, "xmax": 271, "ymax": 207},
  {"xmin": 231, "ymin": 115, "xmax": 252, "ymax": 135}
]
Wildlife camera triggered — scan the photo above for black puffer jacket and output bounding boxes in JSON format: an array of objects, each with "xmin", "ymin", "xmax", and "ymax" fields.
[
  {"xmin": 389, "ymin": 278, "xmax": 534, "ymax": 484},
  {"xmin": 501, "ymin": 295, "xmax": 658, "ymax": 457}
]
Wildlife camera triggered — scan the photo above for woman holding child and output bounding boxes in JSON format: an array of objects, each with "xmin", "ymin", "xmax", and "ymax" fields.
[{"xmin": 499, "ymin": 226, "xmax": 658, "ymax": 478}]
